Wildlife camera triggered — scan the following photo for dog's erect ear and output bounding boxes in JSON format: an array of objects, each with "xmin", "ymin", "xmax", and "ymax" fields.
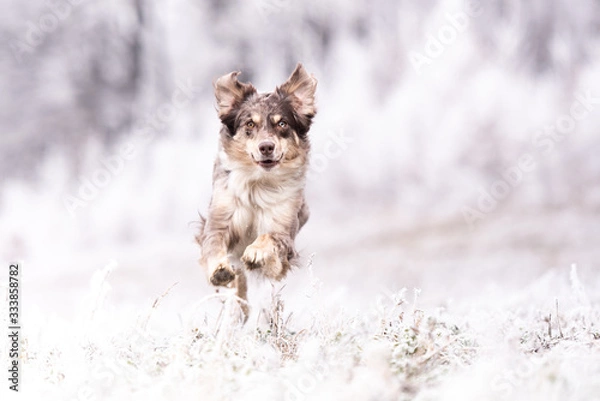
[
  {"xmin": 278, "ymin": 64, "xmax": 317, "ymax": 118},
  {"xmin": 214, "ymin": 71, "xmax": 257, "ymax": 118}
]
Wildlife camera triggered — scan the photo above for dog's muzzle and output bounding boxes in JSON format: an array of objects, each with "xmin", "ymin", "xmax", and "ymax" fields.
[{"xmin": 251, "ymin": 141, "xmax": 282, "ymax": 170}]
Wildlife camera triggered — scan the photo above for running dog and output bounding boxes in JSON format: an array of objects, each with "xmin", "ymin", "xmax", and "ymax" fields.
[{"xmin": 196, "ymin": 64, "xmax": 317, "ymax": 319}]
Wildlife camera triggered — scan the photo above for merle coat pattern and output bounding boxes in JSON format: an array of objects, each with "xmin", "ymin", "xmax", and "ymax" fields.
[{"xmin": 196, "ymin": 64, "xmax": 317, "ymax": 320}]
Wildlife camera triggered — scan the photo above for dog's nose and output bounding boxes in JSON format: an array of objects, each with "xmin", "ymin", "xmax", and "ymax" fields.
[{"xmin": 259, "ymin": 141, "xmax": 275, "ymax": 156}]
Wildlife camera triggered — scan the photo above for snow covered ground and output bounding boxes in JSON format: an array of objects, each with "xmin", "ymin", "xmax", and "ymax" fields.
[{"xmin": 1, "ymin": 178, "xmax": 599, "ymax": 400}]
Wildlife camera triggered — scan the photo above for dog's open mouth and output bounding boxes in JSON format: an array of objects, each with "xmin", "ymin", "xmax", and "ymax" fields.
[
  {"xmin": 253, "ymin": 155, "xmax": 282, "ymax": 170},
  {"xmin": 257, "ymin": 159, "xmax": 278, "ymax": 169}
]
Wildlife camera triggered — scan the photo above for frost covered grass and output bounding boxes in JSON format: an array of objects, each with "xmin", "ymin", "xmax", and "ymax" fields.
[
  {"xmin": 427, "ymin": 267, "xmax": 600, "ymax": 401},
  {"xmin": 3, "ymin": 261, "xmax": 598, "ymax": 401},
  {"xmin": 8, "ymin": 285, "xmax": 476, "ymax": 401}
]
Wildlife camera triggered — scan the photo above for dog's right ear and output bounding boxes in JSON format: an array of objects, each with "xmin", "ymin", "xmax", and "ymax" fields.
[{"xmin": 214, "ymin": 71, "xmax": 256, "ymax": 120}]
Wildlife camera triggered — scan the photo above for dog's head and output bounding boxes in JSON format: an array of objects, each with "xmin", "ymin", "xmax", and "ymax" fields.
[{"xmin": 214, "ymin": 64, "xmax": 317, "ymax": 175}]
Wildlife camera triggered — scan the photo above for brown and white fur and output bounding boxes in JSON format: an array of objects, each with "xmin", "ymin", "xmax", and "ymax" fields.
[{"xmin": 196, "ymin": 64, "xmax": 317, "ymax": 320}]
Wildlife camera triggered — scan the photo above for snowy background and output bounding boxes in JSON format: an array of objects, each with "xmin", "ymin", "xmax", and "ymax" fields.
[{"xmin": 1, "ymin": 0, "xmax": 600, "ymax": 400}]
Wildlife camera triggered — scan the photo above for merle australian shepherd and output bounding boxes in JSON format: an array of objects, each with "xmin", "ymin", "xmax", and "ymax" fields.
[{"xmin": 196, "ymin": 64, "xmax": 317, "ymax": 320}]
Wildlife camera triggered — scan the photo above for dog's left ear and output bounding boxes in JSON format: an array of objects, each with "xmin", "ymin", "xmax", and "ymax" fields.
[{"xmin": 278, "ymin": 63, "xmax": 317, "ymax": 119}]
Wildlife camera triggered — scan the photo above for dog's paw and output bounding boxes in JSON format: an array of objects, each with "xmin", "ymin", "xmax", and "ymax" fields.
[
  {"xmin": 241, "ymin": 242, "xmax": 274, "ymax": 271},
  {"xmin": 209, "ymin": 263, "xmax": 235, "ymax": 286},
  {"xmin": 241, "ymin": 235, "xmax": 284, "ymax": 280}
]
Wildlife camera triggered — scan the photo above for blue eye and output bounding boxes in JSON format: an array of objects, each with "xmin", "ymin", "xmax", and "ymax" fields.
[{"xmin": 278, "ymin": 120, "xmax": 288, "ymax": 128}]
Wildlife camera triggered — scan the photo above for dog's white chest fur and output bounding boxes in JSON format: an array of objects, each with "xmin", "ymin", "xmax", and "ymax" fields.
[{"xmin": 226, "ymin": 169, "xmax": 301, "ymax": 257}]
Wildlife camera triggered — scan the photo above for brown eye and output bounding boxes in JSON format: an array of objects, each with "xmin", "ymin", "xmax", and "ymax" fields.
[
  {"xmin": 246, "ymin": 121, "xmax": 255, "ymax": 128},
  {"xmin": 278, "ymin": 120, "xmax": 288, "ymax": 128}
]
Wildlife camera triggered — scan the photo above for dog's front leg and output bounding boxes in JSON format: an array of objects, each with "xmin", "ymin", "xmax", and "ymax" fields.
[
  {"xmin": 200, "ymin": 232, "xmax": 236, "ymax": 286},
  {"xmin": 241, "ymin": 233, "xmax": 295, "ymax": 280}
]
